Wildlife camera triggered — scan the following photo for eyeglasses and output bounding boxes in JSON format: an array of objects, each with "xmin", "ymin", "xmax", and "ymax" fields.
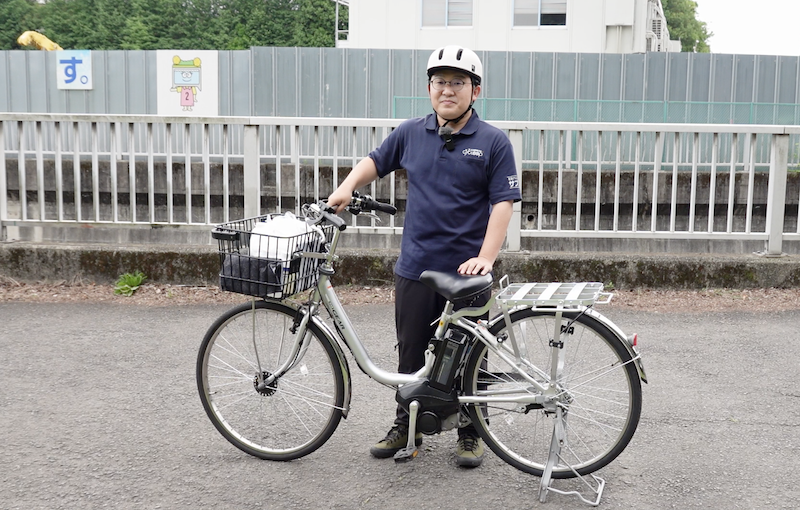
[{"xmin": 429, "ymin": 78, "xmax": 471, "ymax": 92}]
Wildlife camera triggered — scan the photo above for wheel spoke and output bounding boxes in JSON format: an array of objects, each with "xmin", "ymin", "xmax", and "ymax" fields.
[
  {"xmin": 214, "ymin": 336, "xmax": 260, "ymax": 372},
  {"xmin": 209, "ymin": 354, "xmax": 256, "ymax": 379}
]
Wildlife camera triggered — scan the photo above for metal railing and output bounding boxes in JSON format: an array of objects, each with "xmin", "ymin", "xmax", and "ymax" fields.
[{"xmin": 2, "ymin": 112, "xmax": 800, "ymax": 255}]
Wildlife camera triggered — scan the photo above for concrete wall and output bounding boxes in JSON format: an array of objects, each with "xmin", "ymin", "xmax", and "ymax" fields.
[{"xmin": 5, "ymin": 242, "xmax": 800, "ymax": 289}]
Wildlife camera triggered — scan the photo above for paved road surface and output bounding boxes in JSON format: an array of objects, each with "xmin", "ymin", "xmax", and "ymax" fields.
[{"xmin": 1, "ymin": 301, "xmax": 798, "ymax": 509}]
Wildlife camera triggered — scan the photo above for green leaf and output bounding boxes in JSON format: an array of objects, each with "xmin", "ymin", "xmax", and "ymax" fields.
[
  {"xmin": 662, "ymin": 0, "xmax": 712, "ymax": 53},
  {"xmin": 114, "ymin": 271, "xmax": 147, "ymax": 297}
]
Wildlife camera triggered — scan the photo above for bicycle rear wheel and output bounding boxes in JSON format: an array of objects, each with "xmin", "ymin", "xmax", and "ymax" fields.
[
  {"xmin": 197, "ymin": 300, "xmax": 345, "ymax": 460},
  {"xmin": 463, "ymin": 308, "xmax": 642, "ymax": 478}
]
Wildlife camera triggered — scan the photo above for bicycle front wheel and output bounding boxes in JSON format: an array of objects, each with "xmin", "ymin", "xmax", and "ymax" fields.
[
  {"xmin": 463, "ymin": 308, "xmax": 642, "ymax": 478},
  {"xmin": 197, "ymin": 300, "xmax": 345, "ymax": 460}
]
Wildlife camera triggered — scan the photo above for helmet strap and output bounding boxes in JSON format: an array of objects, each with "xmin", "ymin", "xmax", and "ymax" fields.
[{"xmin": 438, "ymin": 105, "xmax": 473, "ymax": 127}]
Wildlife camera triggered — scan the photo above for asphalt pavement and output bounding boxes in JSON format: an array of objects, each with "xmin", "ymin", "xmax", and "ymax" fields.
[{"xmin": 1, "ymin": 301, "xmax": 798, "ymax": 509}]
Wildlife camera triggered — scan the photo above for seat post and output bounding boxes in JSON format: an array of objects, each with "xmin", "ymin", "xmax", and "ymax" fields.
[{"xmin": 432, "ymin": 301, "xmax": 456, "ymax": 340}]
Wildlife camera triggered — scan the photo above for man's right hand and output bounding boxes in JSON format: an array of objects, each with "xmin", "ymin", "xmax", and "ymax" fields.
[{"xmin": 326, "ymin": 187, "xmax": 354, "ymax": 214}]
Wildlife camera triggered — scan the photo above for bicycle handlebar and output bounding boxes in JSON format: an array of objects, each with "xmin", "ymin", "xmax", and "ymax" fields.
[
  {"xmin": 307, "ymin": 192, "xmax": 396, "ymax": 231},
  {"xmin": 353, "ymin": 192, "xmax": 397, "ymax": 215},
  {"xmin": 321, "ymin": 207, "xmax": 347, "ymax": 231},
  {"xmin": 347, "ymin": 191, "xmax": 397, "ymax": 216}
]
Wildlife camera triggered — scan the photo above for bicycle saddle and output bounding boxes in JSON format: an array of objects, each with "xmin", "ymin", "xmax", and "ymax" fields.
[{"xmin": 419, "ymin": 270, "xmax": 493, "ymax": 303}]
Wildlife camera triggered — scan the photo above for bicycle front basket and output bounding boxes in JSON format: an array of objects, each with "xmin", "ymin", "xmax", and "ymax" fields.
[{"xmin": 212, "ymin": 214, "xmax": 335, "ymax": 298}]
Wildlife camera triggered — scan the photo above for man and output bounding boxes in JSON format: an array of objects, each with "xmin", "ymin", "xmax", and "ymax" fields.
[{"xmin": 327, "ymin": 45, "xmax": 521, "ymax": 467}]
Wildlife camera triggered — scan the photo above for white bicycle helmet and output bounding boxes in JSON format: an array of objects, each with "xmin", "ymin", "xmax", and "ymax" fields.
[{"xmin": 426, "ymin": 45, "xmax": 483, "ymax": 86}]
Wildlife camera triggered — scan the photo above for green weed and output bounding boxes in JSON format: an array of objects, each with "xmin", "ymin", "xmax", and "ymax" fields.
[{"xmin": 114, "ymin": 271, "xmax": 147, "ymax": 296}]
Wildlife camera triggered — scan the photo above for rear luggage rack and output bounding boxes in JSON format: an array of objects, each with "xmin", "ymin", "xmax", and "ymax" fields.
[{"xmin": 496, "ymin": 281, "xmax": 611, "ymax": 308}]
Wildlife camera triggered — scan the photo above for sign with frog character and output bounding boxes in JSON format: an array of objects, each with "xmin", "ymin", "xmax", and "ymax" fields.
[{"xmin": 157, "ymin": 51, "xmax": 218, "ymax": 116}]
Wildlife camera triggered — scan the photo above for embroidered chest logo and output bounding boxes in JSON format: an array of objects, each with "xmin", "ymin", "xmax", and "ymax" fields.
[
  {"xmin": 462, "ymin": 148, "xmax": 483, "ymax": 158},
  {"xmin": 507, "ymin": 175, "xmax": 520, "ymax": 189}
]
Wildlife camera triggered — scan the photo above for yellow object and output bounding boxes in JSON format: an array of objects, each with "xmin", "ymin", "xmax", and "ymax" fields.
[{"xmin": 17, "ymin": 31, "xmax": 63, "ymax": 51}]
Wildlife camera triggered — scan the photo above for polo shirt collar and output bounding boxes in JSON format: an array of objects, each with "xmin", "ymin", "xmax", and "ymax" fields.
[{"xmin": 425, "ymin": 109, "xmax": 481, "ymax": 135}]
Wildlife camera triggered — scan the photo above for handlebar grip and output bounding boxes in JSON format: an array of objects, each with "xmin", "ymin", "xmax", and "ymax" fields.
[
  {"xmin": 364, "ymin": 198, "xmax": 397, "ymax": 215},
  {"xmin": 322, "ymin": 210, "xmax": 347, "ymax": 231}
]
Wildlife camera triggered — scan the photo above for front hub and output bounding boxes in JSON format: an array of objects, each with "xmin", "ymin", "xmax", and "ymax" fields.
[{"xmin": 254, "ymin": 371, "xmax": 277, "ymax": 396}]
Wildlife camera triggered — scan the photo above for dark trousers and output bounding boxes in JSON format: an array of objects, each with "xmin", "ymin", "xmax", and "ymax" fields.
[{"xmin": 393, "ymin": 275, "xmax": 489, "ymax": 436}]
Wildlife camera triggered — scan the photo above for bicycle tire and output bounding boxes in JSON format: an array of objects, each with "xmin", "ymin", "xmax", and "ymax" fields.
[
  {"xmin": 462, "ymin": 308, "xmax": 642, "ymax": 478},
  {"xmin": 197, "ymin": 300, "xmax": 346, "ymax": 460}
]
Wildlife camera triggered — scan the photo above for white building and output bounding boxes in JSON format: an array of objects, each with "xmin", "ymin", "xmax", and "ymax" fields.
[{"xmin": 339, "ymin": 0, "xmax": 680, "ymax": 53}]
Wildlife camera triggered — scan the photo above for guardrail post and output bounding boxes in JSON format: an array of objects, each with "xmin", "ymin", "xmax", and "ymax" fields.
[
  {"xmin": 507, "ymin": 129, "xmax": 523, "ymax": 252},
  {"xmin": 243, "ymin": 124, "xmax": 260, "ymax": 218},
  {"xmin": 0, "ymin": 120, "xmax": 6, "ymax": 225},
  {"xmin": 761, "ymin": 133, "xmax": 789, "ymax": 257}
]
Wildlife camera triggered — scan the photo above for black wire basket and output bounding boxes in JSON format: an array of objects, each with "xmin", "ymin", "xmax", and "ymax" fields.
[{"xmin": 212, "ymin": 214, "xmax": 336, "ymax": 299}]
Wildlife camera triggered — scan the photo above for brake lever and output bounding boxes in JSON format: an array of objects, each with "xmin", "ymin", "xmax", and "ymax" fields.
[
  {"xmin": 302, "ymin": 202, "xmax": 334, "ymax": 225},
  {"xmin": 361, "ymin": 212, "xmax": 382, "ymax": 223},
  {"xmin": 344, "ymin": 205, "xmax": 382, "ymax": 223},
  {"xmin": 301, "ymin": 203, "xmax": 323, "ymax": 222}
]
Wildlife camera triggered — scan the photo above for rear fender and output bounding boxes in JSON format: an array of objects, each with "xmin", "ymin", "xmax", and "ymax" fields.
[
  {"xmin": 581, "ymin": 308, "xmax": 648, "ymax": 384},
  {"xmin": 489, "ymin": 306, "xmax": 647, "ymax": 384}
]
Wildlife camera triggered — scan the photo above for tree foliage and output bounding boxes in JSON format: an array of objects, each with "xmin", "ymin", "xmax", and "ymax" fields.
[
  {"xmin": 0, "ymin": 0, "xmax": 38, "ymax": 49},
  {"xmin": 662, "ymin": 0, "xmax": 712, "ymax": 53},
  {"xmin": 0, "ymin": 0, "xmax": 713, "ymax": 53},
  {"xmin": 0, "ymin": 0, "xmax": 347, "ymax": 50}
]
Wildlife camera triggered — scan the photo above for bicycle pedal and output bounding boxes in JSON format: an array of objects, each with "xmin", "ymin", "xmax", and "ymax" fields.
[{"xmin": 393, "ymin": 446, "xmax": 418, "ymax": 463}]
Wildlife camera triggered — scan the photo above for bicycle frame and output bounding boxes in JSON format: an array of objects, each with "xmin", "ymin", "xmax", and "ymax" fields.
[
  {"xmin": 261, "ymin": 225, "xmax": 565, "ymax": 409},
  {"xmin": 256, "ymin": 220, "xmax": 645, "ymax": 411}
]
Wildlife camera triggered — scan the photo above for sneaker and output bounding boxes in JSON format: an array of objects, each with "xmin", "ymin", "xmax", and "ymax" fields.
[
  {"xmin": 455, "ymin": 433, "xmax": 484, "ymax": 467},
  {"xmin": 369, "ymin": 425, "xmax": 423, "ymax": 458}
]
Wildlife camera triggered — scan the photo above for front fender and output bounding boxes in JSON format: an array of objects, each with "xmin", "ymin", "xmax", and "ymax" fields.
[{"xmin": 308, "ymin": 311, "xmax": 353, "ymax": 417}]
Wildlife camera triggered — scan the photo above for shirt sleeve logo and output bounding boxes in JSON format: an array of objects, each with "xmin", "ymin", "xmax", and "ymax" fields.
[
  {"xmin": 462, "ymin": 148, "xmax": 484, "ymax": 158},
  {"xmin": 507, "ymin": 175, "xmax": 520, "ymax": 189}
]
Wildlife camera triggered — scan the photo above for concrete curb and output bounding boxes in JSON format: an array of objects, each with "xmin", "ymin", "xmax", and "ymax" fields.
[{"xmin": 2, "ymin": 241, "xmax": 800, "ymax": 289}]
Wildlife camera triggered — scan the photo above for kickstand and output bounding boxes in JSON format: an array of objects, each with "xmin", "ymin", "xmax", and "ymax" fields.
[
  {"xmin": 540, "ymin": 470, "xmax": 606, "ymax": 507},
  {"xmin": 537, "ymin": 407, "xmax": 606, "ymax": 507},
  {"xmin": 393, "ymin": 400, "xmax": 420, "ymax": 463}
]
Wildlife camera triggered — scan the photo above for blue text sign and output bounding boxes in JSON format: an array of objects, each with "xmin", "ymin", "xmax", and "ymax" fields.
[{"xmin": 57, "ymin": 50, "xmax": 93, "ymax": 90}]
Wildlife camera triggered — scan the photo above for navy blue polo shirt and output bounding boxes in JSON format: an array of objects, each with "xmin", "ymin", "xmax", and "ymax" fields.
[{"xmin": 369, "ymin": 112, "xmax": 521, "ymax": 280}]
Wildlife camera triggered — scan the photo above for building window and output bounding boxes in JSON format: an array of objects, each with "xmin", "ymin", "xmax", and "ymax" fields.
[
  {"xmin": 422, "ymin": 0, "xmax": 473, "ymax": 27},
  {"xmin": 514, "ymin": 0, "xmax": 567, "ymax": 27}
]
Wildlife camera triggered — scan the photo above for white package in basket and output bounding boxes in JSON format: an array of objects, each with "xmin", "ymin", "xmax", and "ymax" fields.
[{"xmin": 249, "ymin": 212, "xmax": 323, "ymax": 260}]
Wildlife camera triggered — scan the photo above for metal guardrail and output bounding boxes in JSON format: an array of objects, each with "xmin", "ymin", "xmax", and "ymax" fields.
[{"xmin": 2, "ymin": 113, "xmax": 799, "ymax": 255}]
